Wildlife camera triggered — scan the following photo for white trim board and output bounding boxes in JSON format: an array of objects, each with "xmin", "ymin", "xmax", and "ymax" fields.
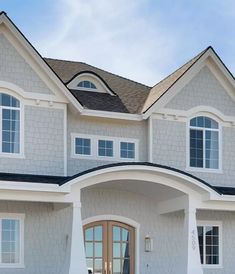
[{"xmin": 67, "ymin": 73, "xmax": 115, "ymax": 95}]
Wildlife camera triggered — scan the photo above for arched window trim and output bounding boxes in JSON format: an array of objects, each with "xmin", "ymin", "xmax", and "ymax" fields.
[
  {"xmin": 187, "ymin": 115, "xmax": 222, "ymax": 173},
  {"xmin": 0, "ymin": 92, "xmax": 24, "ymax": 157},
  {"xmin": 67, "ymin": 73, "xmax": 115, "ymax": 95}
]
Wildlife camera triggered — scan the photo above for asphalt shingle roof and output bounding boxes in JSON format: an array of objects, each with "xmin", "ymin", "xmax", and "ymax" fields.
[
  {"xmin": 44, "ymin": 58, "xmax": 151, "ymax": 114},
  {"xmin": 44, "ymin": 47, "xmax": 219, "ymax": 115}
]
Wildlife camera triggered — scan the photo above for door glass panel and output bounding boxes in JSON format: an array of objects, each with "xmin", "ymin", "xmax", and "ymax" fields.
[
  {"xmin": 94, "ymin": 259, "xmax": 102, "ymax": 273},
  {"xmin": 94, "ymin": 242, "xmax": 102, "ymax": 257},
  {"xmin": 113, "ymin": 259, "xmax": 121, "ymax": 274},
  {"xmin": 112, "ymin": 225, "xmax": 132, "ymax": 274},
  {"xmin": 122, "ymin": 258, "xmax": 130, "ymax": 274},
  {"xmin": 86, "ymin": 258, "xmax": 93, "ymax": 270},
  {"xmin": 84, "ymin": 224, "xmax": 104, "ymax": 274},
  {"xmin": 113, "ymin": 243, "xmax": 121, "ymax": 257},
  {"xmin": 122, "ymin": 229, "xmax": 129, "ymax": 242},
  {"xmin": 85, "ymin": 242, "xmax": 93, "ymax": 258},
  {"xmin": 122, "ymin": 242, "xmax": 129, "ymax": 257},
  {"xmin": 94, "ymin": 226, "xmax": 102, "ymax": 241},
  {"xmin": 113, "ymin": 226, "xmax": 121, "ymax": 241},
  {"xmin": 85, "ymin": 227, "xmax": 93, "ymax": 241}
]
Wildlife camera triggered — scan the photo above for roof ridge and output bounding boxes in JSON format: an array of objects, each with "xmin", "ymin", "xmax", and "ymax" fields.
[
  {"xmin": 151, "ymin": 46, "xmax": 210, "ymax": 90},
  {"xmin": 44, "ymin": 57, "xmax": 151, "ymax": 89},
  {"xmin": 0, "ymin": 11, "xmax": 7, "ymax": 16}
]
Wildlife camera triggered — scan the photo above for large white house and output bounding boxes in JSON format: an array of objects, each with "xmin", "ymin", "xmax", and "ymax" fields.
[{"xmin": 0, "ymin": 11, "xmax": 235, "ymax": 274}]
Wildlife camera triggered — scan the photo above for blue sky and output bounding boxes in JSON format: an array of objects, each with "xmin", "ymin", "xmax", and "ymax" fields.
[{"xmin": 1, "ymin": 0, "xmax": 235, "ymax": 86}]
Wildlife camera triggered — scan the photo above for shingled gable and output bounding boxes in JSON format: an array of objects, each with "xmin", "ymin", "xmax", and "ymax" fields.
[
  {"xmin": 0, "ymin": 11, "xmax": 83, "ymax": 112},
  {"xmin": 1, "ymin": 11, "xmax": 234, "ymax": 118},
  {"xmin": 142, "ymin": 46, "xmax": 235, "ymax": 117}
]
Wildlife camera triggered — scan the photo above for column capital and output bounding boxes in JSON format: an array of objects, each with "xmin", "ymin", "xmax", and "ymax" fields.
[
  {"xmin": 71, "ymin": 201, "xmax": 82, "ymax": 208},
  {"xmin": 184, "ymin": 207, "xmax": 197, "ymax": 215}
]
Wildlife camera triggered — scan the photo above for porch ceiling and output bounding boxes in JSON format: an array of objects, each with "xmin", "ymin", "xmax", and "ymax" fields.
[{"xmin": 84, "ymin": 179, "xmax": 184, "ymax": 201}]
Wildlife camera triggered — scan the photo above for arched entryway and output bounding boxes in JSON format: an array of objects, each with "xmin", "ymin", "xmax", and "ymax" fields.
[{"xmin": 84, "ymin": 221, "xmax": 135, "ymax": 274}]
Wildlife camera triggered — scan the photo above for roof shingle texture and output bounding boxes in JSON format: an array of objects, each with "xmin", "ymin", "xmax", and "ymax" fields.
[{"xmin": 44, "ymin": 47, "xmax": 209, "ymax": 114}]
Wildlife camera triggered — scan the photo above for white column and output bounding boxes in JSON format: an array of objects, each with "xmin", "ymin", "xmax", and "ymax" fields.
[
  {"xmin": 184, "ymin": 208, "xmax": 203, "ymax": 274},
  {"xmin": 69, "ymin": 202, "xmax": 87, "ymax": 274}
]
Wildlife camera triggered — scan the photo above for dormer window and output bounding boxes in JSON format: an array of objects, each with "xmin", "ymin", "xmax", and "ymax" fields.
[
  {"xmin": 77, "ymin": 81, "xmax": 97, "ymax": 90},
  {"xmin": 67, "ymin": 72, "xmax": 115, "ymax": 95}
]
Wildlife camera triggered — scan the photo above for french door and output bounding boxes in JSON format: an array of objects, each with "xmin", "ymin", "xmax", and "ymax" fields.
[{"xmin": 84, "ymin": 221, "xmax": 135, "ymax": 274}]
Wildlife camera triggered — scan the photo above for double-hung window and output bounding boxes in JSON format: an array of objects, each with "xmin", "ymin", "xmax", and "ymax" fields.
[
  {"xmin": 0, "ymin": 93, "xmax": 21, "ymax": 154},
  {"xmin": 189, "ymin": 116, "xmax": 219, "ymax": 170},
  {"xmin": 197, "ymin": 222, "xmax": 221, "ymax": 266},
  {"xmin": 0, "ymin": 215, "xmax": 24, "ymax": 267}
]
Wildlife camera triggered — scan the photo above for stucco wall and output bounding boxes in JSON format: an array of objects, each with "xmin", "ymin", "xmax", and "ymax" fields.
[
  {"xmin": 152, "ymin": 119, "xmax": 235, "ymax": 187},
  {"xmin": 67, "ymin": 112, "xmax": 148, "ymax": 175},
  {"xmin": 0, "ymin": 106, "xmax": 65, "ymax": 176},
  {"xmin": 0, "ymin": 201, "xmax": 72, "ymax": 274},
  {"xmin": 197, "ymin": 210, "xmax": 235, "ymax": 274},
  {"xmin": 166, "ymin": 66, "xmax": 235, "ymax": 116},
  {"xmin": 81, "ymin": 188, "xmax": 185, "ymax": 274},
  {"xmin": 0, "ymin": 34, "xmax": 53, "ymax": 95}
]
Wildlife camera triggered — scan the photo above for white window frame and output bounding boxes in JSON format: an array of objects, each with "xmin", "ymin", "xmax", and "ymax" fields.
[
  {"xmin": 0, "ymin": 92, "xmax": 24, "ymax": 159},
  {"xmin": 0, "ymin": 213, "xmax": 25, "ymax": 269},
  {"xmin": 197, "ymin": 220, "xmax": 222, "ymax": 269},
  {"xmin": 186, "ymin": 115, "xmax": 222, "ymax": 173},
  {"xmin": 71, "ymin": 133, "xmax": 139, "ymax": 161}
]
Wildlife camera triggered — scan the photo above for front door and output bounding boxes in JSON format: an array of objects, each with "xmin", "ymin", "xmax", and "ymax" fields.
[{"xmin": 84, "ymin": 221, "xmax": 135, "ymax": 274}]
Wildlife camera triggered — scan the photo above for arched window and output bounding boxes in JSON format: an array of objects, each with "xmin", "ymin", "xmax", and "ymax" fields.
[
  {"xmin": 77, "ymin": 80, "xmax": 97, "ymax": 90},
  {"xmin": 189, "ymin": 116, "xmax": 219, "ymax": 169},
  {"xmin": 0, "ymin": 93, "xmax": 21, "ymax": 154}
]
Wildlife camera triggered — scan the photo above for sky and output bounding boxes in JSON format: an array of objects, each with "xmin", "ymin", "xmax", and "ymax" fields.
[{"xmin": 1, "ymin": 0, "xmax": 235, "ymax": 86}]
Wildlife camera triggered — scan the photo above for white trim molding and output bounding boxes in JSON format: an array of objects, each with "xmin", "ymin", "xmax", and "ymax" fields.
[
  {"xmin": 154, "ymin": 106, "xmax": 235, "ymax": 127},
  {"xmin": 67, "ymin": 73, "xmax": 115, "ymax": 95}
]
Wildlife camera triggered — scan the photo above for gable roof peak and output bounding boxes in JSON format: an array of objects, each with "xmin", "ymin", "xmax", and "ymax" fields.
[{"xmin": 142, "ymin": 45, "xmax": 235, "ymax": 115}]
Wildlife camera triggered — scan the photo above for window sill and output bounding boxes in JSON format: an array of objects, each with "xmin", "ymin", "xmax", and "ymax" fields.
[
  {"xmin": 71, "ymin": 154, "xmax": 138, "ymax": 162},
  {"xmin": 0, "ymin": 263, "xmax": 25, "ymax": 268},
  {"xmin": 0, "ymin": 152, "xmax": 25, "ymax": 159},
  {"xmin": 202, "ymin": 264, "xmax": 223, "ymax": 269},
  {"xmin": 186, "ymin": 167, "xmax": 223, "ymax": 174}
]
